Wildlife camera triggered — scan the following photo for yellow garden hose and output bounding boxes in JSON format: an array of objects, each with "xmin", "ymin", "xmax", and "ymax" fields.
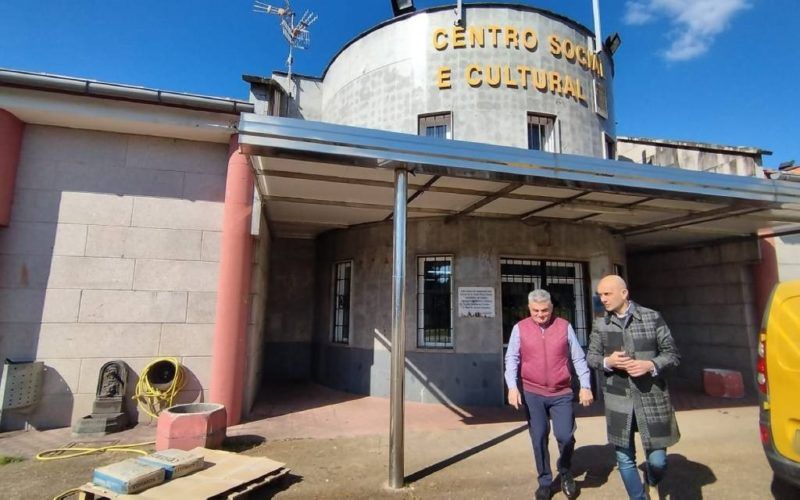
[
  {"xmin": 36, "ymin": 441, "xmax": 155, "ymax": 461},
  {"xmin": 132, "ymin": 357, "xmax": 186, "ymax": 419}
]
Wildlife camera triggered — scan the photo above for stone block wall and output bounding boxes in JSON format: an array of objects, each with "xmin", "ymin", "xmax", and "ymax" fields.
[
  {"xmin": 0, "ymin": 125, "xmax": 228, "ymax": 429},
  {"xmin": 628, "ymin": 240, "xmax": 761, "ymax": 394}
]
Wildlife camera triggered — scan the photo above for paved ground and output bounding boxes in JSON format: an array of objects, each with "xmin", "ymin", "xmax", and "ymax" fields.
[{"xmin": 0, "ymin": 382, "xmax": 796, "ymax": 499}]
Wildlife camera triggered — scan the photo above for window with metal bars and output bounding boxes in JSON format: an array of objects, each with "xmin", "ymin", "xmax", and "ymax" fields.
[
  {"xmin": 500, "ymin": 258, "xmax": 589, "ymax": 346},
  {"xmin": 527, "ymin": 113, "xmax": 558, "ymax": 152},
  {"xmin": 418, "ymin": 112, "xmax": 452, "ymax": 139},
  {"xmin": 417, "ymin": 256, "xmax": 453, "ymax": 348},
  {"xmin": 331, "ymin": 261, "xmax": 352, "ymax": 344}
]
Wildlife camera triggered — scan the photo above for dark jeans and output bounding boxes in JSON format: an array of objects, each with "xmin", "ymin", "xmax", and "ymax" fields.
[{"xmin": 523, "ymin": 391, "xmax": 576, "ymax": 488}]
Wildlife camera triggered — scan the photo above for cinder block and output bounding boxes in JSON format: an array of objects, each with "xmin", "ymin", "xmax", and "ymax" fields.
[
  {"xmin": 183, "ymin": 173, "xmax": 226, "ymax": 202},
  {"xmin": 48, "ymin": 256, "xmax": 134, "ymax": 289},
  {"xmin": 200, "ymin": 231, "xmax": 221, "ymax": 262},
  {"xmin": 123, "ymin": 228, "xmax": 202, "ymax": 261},
  {"xmin": 126, "ymin": 136, "xmax": 227, "ymax": 174},
  {"xmin": 703, "ymin": 368, "xmax": 745, "ymax": 398},
  {"xmin": 8, "ymin": 188, "xmax": 62, "ymax": 223},
  {"xmin": 58, "ymin": 192, "xmax": 134, "ymax": 226},
  {"xmin": 79, "ymin": 290, "xmax": 187, "ymax": 323},
  {"xmin": 131, "ymin": 198, "xmax": 223, "ymax": 231},
  {"xmin": 159, "ymin": 324, "xmax": 214, "ymax": 357},
  {"xmin": 38, "ymin": 323, "xmax": 160, "ymax": 359},
  {"xmin": 85, "ymin": 226, "xmax": 128, "ymax": 257},
  {"xmin": 0, "ymin": 254, "xmax": 51, "ymax": 288},
  {"xmin": 187, "ymin": 292, "xmax": 216, "ymax": 324},
  {"xmin": 133, "ymin": 260, "xmax": 219, "ymax": 292}
]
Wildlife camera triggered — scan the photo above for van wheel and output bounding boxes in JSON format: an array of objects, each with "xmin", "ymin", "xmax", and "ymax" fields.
[{"xmin": 771, "ymin": 474, "xmax": 800, "ymax": 500}]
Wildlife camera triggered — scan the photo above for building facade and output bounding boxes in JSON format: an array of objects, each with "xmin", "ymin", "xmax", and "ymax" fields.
[{"xmin": 1, "ymin": 3, "xmax": 798, "ymax": 430}]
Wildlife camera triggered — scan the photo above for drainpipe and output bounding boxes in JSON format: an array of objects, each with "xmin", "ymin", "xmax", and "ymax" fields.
[
  {"xmin": 210, "ymin": 135, "xmax": 254, "ymax": 426},
  {"xmin": 0, "ymin": 109, "xmax": 24, "ymax": 226}
]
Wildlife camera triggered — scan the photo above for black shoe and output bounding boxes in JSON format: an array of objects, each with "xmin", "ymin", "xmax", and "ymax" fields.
[
  {"xmin": 535, "ymin": 485, "xmax": 550, "ymax": 500},
  {"xmin": 561, "ymin": 472, "xmax": 577, "ymax": 498}
]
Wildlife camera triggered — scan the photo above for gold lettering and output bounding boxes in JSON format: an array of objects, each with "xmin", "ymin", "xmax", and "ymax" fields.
[
  {"xmin": 503, "ymin": 66, "xmax": 518, "ymax": 87},
  {"xmin": 533, "ymin": 70, "xmax": 547, "ymax": 91},
  {"xmin": 487, "ymin": 25, "xmax": 502, "ymax": 48},
  {"xmin": 504, "ymin": 26, "xmax": 519, "ymax": 49},
  {"xmin": 576, "ymin": 79, "xmax": 587, "ymax": 102},
  {"xmin": 466, "ymin": 64, "xmax": 482, "ymax": 87},
  {"xmin": 486, "ymin": 65, "xmax": 501, "ymax": 87},
  {"xmin": 433, "ymin": 28, "xmax": 448, "ymax": 50},
  {"xmin": 576, "ymin": 46, "xmax": 588, "ymax": 68},
  {"xmin": 467, "ymin": 26, "xmax": 485, "ymax": 47},
  {"xmin": 563, "ymin": 38, "xmax": 576, "ymax": 61},
  {"xmin": 521, "ymin": 29, "xmax": 538, "ymax": 51},
  {"xmin": 548, "ymin": 71, "xmax": 562, "ymax": 94},
  {"xmin": 452, "ymin": 26, "xmax": 466, "ymax": 49},
  {"xmin": 436, "ymin": 66, "xmax": 452, "ymax": 89},
  {"xmin": 597, "ymin": 59, "xmax": 605, "ymax": 79},
  {"xmin": 517, "ymin": 65, "xmax": 531, "ymax": 89},
  {"xmin": 548, "ymin": 35, "xmax": 561, "ymax": 56},
  {"xmin": 563, "ymin": 76, "xmax": 576, "ymax": 99}
]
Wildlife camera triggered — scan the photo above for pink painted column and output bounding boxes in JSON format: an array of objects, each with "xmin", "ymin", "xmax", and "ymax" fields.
[
  {"xmin": 209, "ymin": 135, "xmax": 254, "ymax": 426},
  {"xmin": 0, "ymin": 109, "xmax": 25, "ymax": 226}
]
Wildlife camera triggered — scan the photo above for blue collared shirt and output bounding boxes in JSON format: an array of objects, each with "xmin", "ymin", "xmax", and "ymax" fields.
[{"xmin": 504, "ymin": 320, "xmax": 592, "ymax": 391}]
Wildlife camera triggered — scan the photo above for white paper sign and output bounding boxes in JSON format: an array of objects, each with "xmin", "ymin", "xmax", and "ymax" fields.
[{"xmin": 458, "ymin": 287, "xmax": 495, "ymax": 318}]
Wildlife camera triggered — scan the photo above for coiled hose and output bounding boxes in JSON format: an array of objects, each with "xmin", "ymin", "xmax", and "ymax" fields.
[{"xmin": 132, "ymin": 357, "xmax": 185, "ymax": 419}]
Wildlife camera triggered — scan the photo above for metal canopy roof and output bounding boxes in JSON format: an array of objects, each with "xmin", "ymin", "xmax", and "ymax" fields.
[{"xmin": 238, "ymin": 114, "xmax": 800, "ymax": 249}]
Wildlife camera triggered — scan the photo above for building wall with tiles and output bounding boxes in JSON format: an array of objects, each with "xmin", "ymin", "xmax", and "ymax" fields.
[{"xmin": 0, "ymin": 124, "xmax": 229, "ymax": 429}]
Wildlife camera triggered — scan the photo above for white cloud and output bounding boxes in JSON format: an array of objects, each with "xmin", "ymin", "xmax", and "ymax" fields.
[{"xmin": 622, "ymin": 0, "xmax": 751, "ymax": 61}]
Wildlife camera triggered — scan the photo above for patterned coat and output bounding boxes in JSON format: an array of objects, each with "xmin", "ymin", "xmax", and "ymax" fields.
[{"xmin": 587, "ymin": 301, "xmax": 681, "ymax": 450}]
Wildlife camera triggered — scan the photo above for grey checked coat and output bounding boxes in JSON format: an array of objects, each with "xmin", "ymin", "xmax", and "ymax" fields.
[{"xmin": 587, "ymin": 301, "xmax": 681, "ymax": 450}]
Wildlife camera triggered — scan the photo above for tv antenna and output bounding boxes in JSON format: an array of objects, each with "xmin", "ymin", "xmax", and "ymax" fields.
[{"xmin": 254, "ymin": 0, "xmax": 318, "ymax": 97}]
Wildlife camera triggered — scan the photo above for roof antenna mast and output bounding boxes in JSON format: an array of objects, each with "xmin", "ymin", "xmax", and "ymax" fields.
[{"xmin": 254, "ymin": 0, "xmax": 318, "ymax": 97}]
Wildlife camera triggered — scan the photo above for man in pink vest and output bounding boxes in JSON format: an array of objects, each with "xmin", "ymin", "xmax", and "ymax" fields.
[{"xmin": 505, "ymin": 289, "xmax": 594, "ymax": 500}]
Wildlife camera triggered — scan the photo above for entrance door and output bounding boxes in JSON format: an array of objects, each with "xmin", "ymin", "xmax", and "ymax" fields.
[{"xmin": 500, "ymin": 258, "xmax": 590, "ymax": 400}]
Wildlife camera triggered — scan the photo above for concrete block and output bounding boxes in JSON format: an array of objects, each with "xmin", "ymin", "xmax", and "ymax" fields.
[
  {"xmin": 159, "ymin": 324, "xmax": 214, "ymax": 357},
  {"xmin": 133, "ymin": 260, "xmax": 219, "ymax": 292},
  {"xmin": 183, "ymin": 173, "xmax": 226, "ymax": 202},
  {"xmin": 179, "ymin": 356, "xmax": 212, "ymax": 391},
  {"xmin": 20, "ymin": 125, "xmax": 126, "ymax": 163},
  {"xmin": 0, "ymin": 254, "xmax": 51, "ymax": 288},
  {"xmin": 187, "ymin": 292, "xmax": 216, "ymax": 323},
  {"xmin": 131, "ymin": 198, "xmax": 223, "ymax": 231},
  {"xmin": 0, "ymin": 222, "xmax": 57, "ymax": 256},
  {"xmin": 123, "ymin": 228, "xmax": 202, "ymax": 261},
  {"xmin": 703, "ymin": 368, "xmax": 745, "ymax": 398},
  {"xmin": 40, "ymin": 358, "xmax": 82, "ymax": 394},
  {"xmin": 8, "ymin": 188, "xmax": 62, "ymax": 223},
  {"xmin": 155, "ymin": 403, "xmax": 226, "ymax": 451},
  {"xmin": 0, "ymin": 323, "xmax": 39, "ymax": 360},
  {"xmin": 53, "ymin": 224, "xmax": 87, "ymax": 256},
  {"xmin": 126, "ymin": 135, "xmax": 227, "ymax": 174},
  {"xmin": 58, "ymin": 192, "xmax": 133, "ymax": 226},
  {"xmin": 85, "ymin": 226, "xmax": 128, "ymax": 257},
  {"xmin": 49, "ymin": 256, "xmax": 134, "ymax": 289},
  {"xmin": 79, "ymin": 290, "xmax": 187, "ymax": 323},
  {"xmin": 38, "ymin": 323, "xmax": 161, "ymax": 359},
  {"xmin": 200, "ymin": 231, "xmax": 221, "ymax": 262},
  {"xmin": 17, "ymin": 159, "xmax": 184, "ymax": 198}
]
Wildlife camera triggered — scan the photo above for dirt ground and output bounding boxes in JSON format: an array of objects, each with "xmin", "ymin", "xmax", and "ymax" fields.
[{"xmin": 1, "ymin": 407, "xmax": 799, "ymax": 499}]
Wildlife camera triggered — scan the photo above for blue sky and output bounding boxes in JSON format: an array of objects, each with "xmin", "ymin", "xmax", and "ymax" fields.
[{"xmin": 0, "ymin": 1, "xmax": 797, "ymax": 167}]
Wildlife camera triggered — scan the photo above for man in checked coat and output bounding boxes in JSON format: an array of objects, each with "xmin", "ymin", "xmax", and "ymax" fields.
[{"xmin": 587, "ymin": 275, "xmax": 680, "ymax": 500}]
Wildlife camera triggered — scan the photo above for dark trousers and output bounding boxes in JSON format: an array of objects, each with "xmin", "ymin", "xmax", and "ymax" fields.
[{"xmin": 523, "ymin": 391, "xmax": 576, "ymax": 488}]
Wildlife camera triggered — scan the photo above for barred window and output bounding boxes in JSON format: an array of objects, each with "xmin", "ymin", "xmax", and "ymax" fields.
[
  {"xmin": 501, "ymin": 258, "xmax": 589, "ymax": 346},
  {"xmin": 332, "ymin": 261, "xmax": 352, "ymax": 344},
  {"xmin": 417, "ymin": 256, "xmax": 453, "ymax": 348},
  {"xmin": 527, "ymin": 113, "xmax": 559, "ymax": 152},
  {"xmin": 419, "ymin": 113, "xmax": 452, "ymax": 139}
]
